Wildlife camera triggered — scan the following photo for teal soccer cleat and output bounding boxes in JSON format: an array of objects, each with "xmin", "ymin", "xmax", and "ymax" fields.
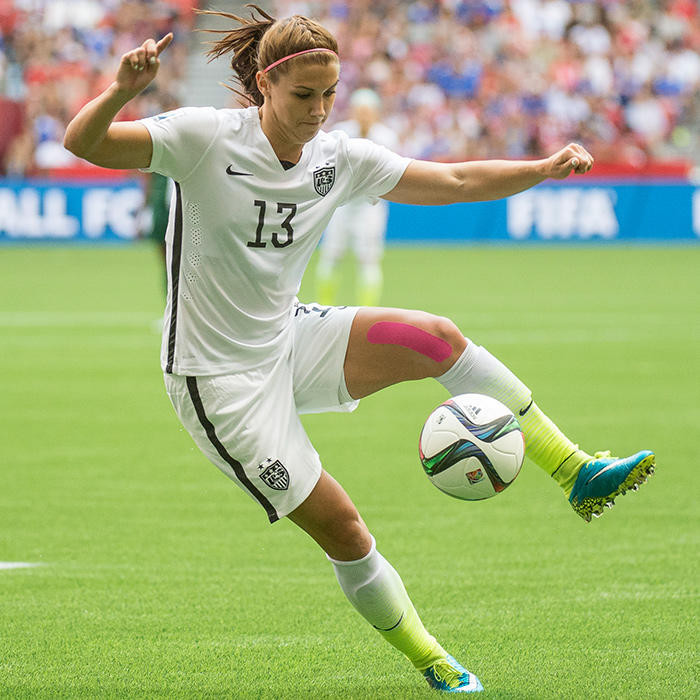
[
  {"xmin": 569, "ymin": 450, "xmax": 656, "ymax": 522},
  {"xmin": 423, "ymin": 655, "xmax": 484, "ymax": 693}
]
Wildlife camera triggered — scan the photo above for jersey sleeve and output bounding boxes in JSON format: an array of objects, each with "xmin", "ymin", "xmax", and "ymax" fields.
[
  {"xmin": 344, "ymin": 137, "xmax": 412, "ymax": 203},
  {"xmin": 139, "ymin": 107, "xmax": 220, "ymax": 182}
]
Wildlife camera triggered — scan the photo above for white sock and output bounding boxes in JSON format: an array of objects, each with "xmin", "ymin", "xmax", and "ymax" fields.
[
  {"xmin": 327, "ymin": 536, "xmax": 406, "ymax": 630},
  {"xmin": 437, "ymin": 340, "xmax": 532, "ymax": 413},
  {"xmin": 328, "ymin": 537, "xmax": 446, "ymax": 669}
]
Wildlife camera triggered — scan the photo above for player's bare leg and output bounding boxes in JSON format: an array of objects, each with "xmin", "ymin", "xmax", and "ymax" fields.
[
  {"xmin": 344, "ymin": 307, "xmax": 466, "ymax": 396},
  {"xmin": 287, "ymin": 470, "xmax": 371, "ymax": 561},
  {"xmin": 288, "ymin": 470, "xmax": 482, "ymax": 692},
  {"xmin": 344, "ymin": 307, "xmax": 655, "ymax": 521}
]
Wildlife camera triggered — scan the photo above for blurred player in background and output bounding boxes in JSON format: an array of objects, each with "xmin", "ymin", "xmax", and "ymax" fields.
[
  {"xmin": 316, "ymin": 88, "xmax": 398, "ymax": 306},
  {"xmin": 63, "ymin": 6, "xmax": 655, "ymax": 694},
  {"xmin": 141, "ymin": 171, "xmax": 172, "ymax": 296}
]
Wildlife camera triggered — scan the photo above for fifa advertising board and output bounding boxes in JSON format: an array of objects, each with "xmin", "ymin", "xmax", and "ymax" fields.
[
  {"xmin": 0, "ymin": 177, "xmax": 699, "ymax": 243},
  {"xmin": 387, "ymin": 181, "xmax": 700, "ymax": 244}
]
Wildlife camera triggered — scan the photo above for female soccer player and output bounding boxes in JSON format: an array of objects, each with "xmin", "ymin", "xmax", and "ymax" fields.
[{"xmin": 64, "ymin": 7, "xmax": 655, "ymax": 694}]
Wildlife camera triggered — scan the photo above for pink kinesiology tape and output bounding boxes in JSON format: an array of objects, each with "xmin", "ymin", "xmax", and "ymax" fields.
[{"xmin": 366, "ymin": 322, "xmax": 453, "ymax": 362}]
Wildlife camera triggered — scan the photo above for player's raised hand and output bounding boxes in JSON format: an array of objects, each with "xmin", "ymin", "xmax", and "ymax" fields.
[
  {"xmin": 545, "ymin": 143, "xmax": 594, "ymax": 179},
  {"xmin": 115, "ymin": 33, "xmax": 173, "ymax": 96}
]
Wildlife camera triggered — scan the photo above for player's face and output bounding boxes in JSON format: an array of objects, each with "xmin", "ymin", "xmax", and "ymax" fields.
[{"xmin": 262, "ymin": 60, "xmax": 339, "ymax": 144}]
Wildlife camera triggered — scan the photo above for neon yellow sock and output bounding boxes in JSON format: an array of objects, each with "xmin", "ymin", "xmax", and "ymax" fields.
[
  {"xmin": 377, "ymin": 601, "xmax": 446, "ymax": 671},
  {"xmin": 518, "ymin": 402, "xmax": 591, "ymax": 496}
]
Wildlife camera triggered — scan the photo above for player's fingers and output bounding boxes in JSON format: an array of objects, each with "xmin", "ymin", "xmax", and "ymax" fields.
[
  {"xmin": 574, "ymin": 153, "xmax": 593, "ymax": 173},
  {"xmin": 121, "ymin": 51, "xmax": 136, "ymax": 70},
  {"xmin": 142, "ymin": 38, "xmax": 158, "ymax": 66},
  {"xmin": 124, "ymin": 50, "xmax": 141, "ymax": 71},
  {"xmin": 572, "ymin": 144, "xmax": 593, "ymax": 172},
  {"xmin": 129, "ymin": 47, "xmax": 147, "ymax": 71},
  {"xmin": 156, "ymin": 33, "xmax": 174, "ymax": 56}
]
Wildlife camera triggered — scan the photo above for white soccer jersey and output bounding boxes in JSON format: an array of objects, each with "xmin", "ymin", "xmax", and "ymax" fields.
[
  {"xmin": 140, "ymin": 106, "xmax": 411, "ymax": 375},
  {"xmin": 330, "ymin": 120, "xmax": 400, "ymax": 206}
]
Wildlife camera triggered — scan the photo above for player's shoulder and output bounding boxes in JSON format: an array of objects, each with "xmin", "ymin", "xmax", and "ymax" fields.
[
  {"xmin": 319, "ymin": 125, "xmax": 350, "ymax": 143},
  {"xmin": 147, "ymin": 105, "xmax": 254, "ymax": 130},
  {"xmin": 313, "ymin": 126, "xmax": 353, "ymax": 160},
  {"xmin": 146, "ymin": 105, "xmax": 216, "ymax": 123},
  {"xmin": 318, "ymin": 127, "xmax": 377, "ymax": 157},
  {"xmin": 222, "ymin": 104, "xmax": 262, "ymax": 129}
]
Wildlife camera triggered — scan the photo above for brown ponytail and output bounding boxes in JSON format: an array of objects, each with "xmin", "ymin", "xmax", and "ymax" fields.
[{"xmin": 199, "ymin": 4, "xmax": 339, "ymax": 107}]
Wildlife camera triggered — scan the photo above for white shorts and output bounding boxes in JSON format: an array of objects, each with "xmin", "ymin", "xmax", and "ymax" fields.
[{"xmin": 164, "ymin": 303, "xmax": 360, "ymax": 524}]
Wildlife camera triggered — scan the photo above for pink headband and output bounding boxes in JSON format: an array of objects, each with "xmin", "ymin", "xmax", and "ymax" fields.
[{"xmin": 263, "ymin": 48, "xmax": 338, "ymax": 73}]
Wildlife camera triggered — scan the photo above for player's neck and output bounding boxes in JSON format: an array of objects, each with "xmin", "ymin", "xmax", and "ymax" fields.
[{"xmin": 259, "ymin": 108, "xmax": 304, "ymax": 165}]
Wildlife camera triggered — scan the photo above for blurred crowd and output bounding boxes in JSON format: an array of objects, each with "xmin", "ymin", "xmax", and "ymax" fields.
[
  {"xmin": 297, "ymin": 0, "xmax": 700, "ymax": 165},
  {"xmin": 1, "ymin": 0, "xmax": 698, "ymax": 175},
  {"xmin": 0, "ymin": 0, "xmax": 194, "ymax": 175}
]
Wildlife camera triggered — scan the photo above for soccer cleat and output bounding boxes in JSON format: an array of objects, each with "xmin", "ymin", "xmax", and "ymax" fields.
[
  {"xmin": 569, "ymin": 450, "xmax": 656, "ymax": 522},
  {"xmin": 423, "ymin": 655, "xmax": 484, "ymax": 693}
]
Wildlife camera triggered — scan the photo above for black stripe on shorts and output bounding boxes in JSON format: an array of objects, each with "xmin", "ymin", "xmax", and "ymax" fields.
[
  {"xmin": 165, "ymin": 182, "xmax": 183, "ymax": 374},
  {"xmin": 185, "ymin": 376, "xmax": 279, "ymax": 523}
]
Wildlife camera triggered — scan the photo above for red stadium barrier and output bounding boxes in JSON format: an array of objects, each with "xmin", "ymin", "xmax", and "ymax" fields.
[
  {"xmin": 582, "ymin": 160, "xmax": 693, "ymax": 179},
  {"xmin": 44, "ymin": 165, "xmax": 138, "ymax": 181}
]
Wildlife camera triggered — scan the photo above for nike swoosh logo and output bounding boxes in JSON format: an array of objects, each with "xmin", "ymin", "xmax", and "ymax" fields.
[
  {"xmin": 226, "ymin": 165, "xmax": 253, "ymax": 176},
  {"xmin": 585, "ymin": 461, "xmax": 619, "ymax": 485},
  {"xmin": 373, "ymin": 612, "xmax": 404, "ymax": 632},
  {"xmin": 519, "ymin": 399, "xmax": 534, "ymax": 416}
]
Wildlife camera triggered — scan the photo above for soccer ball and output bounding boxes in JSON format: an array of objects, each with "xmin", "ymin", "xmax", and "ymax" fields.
[{"xmin": 419, "ymin": 393, "xmax": 525, "ymax": 500}]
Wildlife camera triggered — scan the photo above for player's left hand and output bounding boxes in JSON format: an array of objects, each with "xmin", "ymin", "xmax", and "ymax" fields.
[
  {"xmin": 115, "ymin": 33, "xmax": 173, "ymax": 97},
  {"xmin": 545, "ymin": 143, "xmax": 594, "ymax": 179}
]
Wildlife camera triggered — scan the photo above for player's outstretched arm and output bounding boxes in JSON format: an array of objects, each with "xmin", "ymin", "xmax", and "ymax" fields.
[
  {"xmin": 384, "ymin": 143, "xmax": 594, "ymax": 205},
  {"xmin": 64, "ymin": 33, "xmax": 173, "ymax": 170}
]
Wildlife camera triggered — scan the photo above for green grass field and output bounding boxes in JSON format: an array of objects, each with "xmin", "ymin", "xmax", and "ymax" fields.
[{"xmin": 1, "ymin": 244, "xmax": 698, "ymax": 698}]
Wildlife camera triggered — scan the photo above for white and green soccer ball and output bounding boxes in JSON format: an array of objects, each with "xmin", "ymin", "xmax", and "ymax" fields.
[{"xmin": 419, "ymin": 393, "xmax": 525, "ymax": 500}]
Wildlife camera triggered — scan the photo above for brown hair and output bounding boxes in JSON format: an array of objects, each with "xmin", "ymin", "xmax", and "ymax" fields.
[{"xmin": 200, "ymin": 4, "xmax": 339, "ymax": 107}]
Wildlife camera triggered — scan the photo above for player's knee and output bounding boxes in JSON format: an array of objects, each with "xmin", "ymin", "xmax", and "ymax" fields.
[
  {"xmin": 325, "ymin": 512, "xmax": 372, "ymax": 561},
  {"xmin": 422, "ymin": 314, "xmax": 466, "ymax": 360},
  {"xmin": 424, "ymin": 314, "xmax": 461, "ymax": 342}
]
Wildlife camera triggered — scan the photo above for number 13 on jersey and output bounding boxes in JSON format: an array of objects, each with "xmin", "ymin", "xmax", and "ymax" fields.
[{"xmin": 247, "ymin": 200, "xmax": 297, "ymax": 248}]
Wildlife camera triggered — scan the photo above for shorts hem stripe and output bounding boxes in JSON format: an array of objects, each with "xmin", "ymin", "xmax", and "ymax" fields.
[{"xmin": 185, "ymin": 376, "xmax": 279, "ymax": 523}]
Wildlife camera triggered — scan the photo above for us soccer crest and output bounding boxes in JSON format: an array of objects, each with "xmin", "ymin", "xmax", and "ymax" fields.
[
  {"xmin": 313, "ymin": 166, "xmax": 335, "ymax": 196},
  {"xmin": 258, "ymin": 459, "xmax": 290, "ymax": 491}
]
